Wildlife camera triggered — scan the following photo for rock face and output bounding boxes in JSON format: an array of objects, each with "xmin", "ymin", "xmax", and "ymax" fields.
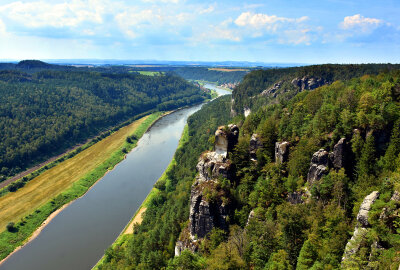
[
  {"xmin": 244, "ymin": 107, "xmax": 251, "ymax": 117},
  {"xmin": 214, "ymin": 124, "xmax": 239, "ymax": 157},
  {"xmin": 291, "ymin": 76, "xmax": 328, "ymax": 91},
  {"xmin": 176, "ymin": 125, "xmax": 238, "ymax": 256},
  {"xmin": 287, "ymin": 191, "xmax": 305, "ymax": 204},
  {"xmin": 230, "ymin": 98, "xmax": 237, "ymax": 117},
  {"xmin": 249, "ymin": 134, "xmax": 263, "ymax": 161},
  {"xmin": 364, "ymin": 191, "xmax": 400, "ymax": 268},
  {"xmin": 342, "ymin": 191, "xmax": 380, "ymax": 266},
  {"xmin": 357, "ymin": 191, "xmax": 380, "ymax": 227},
  {"xmin": 307, "ymin": 149, "xmax": 329, "ymax": 184},
  {"xmin": 260, "ymin": 81, "xmax": 282, "ymax": 97},
  {"xmin": 275, "ymin": 141, "xmax": 290, "ymax": 164},
  {"xmin": 189, "ymin": 182, "xmax": 229, "ymax": 239},
  {"xmin": 329, "ymin": 138, "xmax": 347, "ymax": 170},
  {"xmin": 196, "ymin": 152, "xmax": 233, "ymax": 182}
]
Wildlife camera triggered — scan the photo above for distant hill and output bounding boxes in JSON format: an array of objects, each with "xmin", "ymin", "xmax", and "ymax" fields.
[{"xmin": 0, "ymin": 60, "xmax": 75, "ymax": 72}]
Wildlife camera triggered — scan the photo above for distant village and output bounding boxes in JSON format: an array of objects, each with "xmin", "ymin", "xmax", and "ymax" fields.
[{"xmin": 219, "ymin": 82, "xmax": 239, "ymax": 89}]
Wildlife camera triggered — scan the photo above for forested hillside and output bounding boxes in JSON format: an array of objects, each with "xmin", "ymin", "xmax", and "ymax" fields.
[
  {"xmin": 100, "ymin": 67, "xmax": 400, "ymax": 269},
  {"xmin": 232, "ymin": 63, "xmax": 400, "ymax": 115},
  {"xmin": 0, "ymin": 67, "xmax": 209, "ymax": 182}
]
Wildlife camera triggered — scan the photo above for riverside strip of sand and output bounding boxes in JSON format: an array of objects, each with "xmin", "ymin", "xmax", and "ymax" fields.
[
  {"xmin": 0, "ymin": 201, "xmax": 72, "ymax": 266},
  {"xmin": 124, "ymin": 207, "xmax": 147, "ymax": 234}
]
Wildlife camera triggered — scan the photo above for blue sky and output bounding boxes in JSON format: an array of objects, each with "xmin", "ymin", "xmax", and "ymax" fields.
[{"xmin": 0, "ymin": 0, "xmax": 399, "ymax": 64}]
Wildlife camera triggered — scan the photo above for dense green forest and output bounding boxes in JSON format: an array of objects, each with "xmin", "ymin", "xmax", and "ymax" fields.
[
  {"xmin": 100, "ymin": 68, "xmax": 400, "ymax": 269},
  {"xmin": 0, "ymin": 64, "xmax": 209, "ymax": 182},
  {"xmin": 233, "ymin": 63, "xmax": 400, "ymax": 115}
]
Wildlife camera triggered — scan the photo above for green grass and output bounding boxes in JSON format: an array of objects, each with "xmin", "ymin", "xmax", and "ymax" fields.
[
  {"xmin": 0, "ymin": 112, "xmax": 162, "ymax": 262},
  {"xmin": 93, "ymin": 124, "xmax": 190, "ymax": 270},
  {"xmin": 138, "ymin": 71, "xmax": 163, "ymax": 76}
]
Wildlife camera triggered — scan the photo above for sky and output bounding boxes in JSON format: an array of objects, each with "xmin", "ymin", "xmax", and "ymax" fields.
[{"xmin": 0, "ymin": 0, "xmax": 399, "ymax": 64}]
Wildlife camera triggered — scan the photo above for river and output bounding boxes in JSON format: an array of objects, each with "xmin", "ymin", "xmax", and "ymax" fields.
[{"xmin": 0, "ymin": 87, "xmax": 230, "ymax": 270}]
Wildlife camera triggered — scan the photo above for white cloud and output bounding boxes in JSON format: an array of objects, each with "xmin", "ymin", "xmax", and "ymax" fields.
[
  {"xmin": 281, "ymin": 29, "xmax": 312, "ymax": 45},
  {"xmin": 340, "ymin": 14, "xmax": 383, "ymax": 33},
  {"xmin": 115, "ymin": 7, "xmax": 191, "ymax": 40},
  {"xmin": 0, "ymin": 0, "xmax": 106, "ymax": 29},
  {"xmin": 235, "ymin": 12, "xmax": 308, "ymax": 30},
  {"xmin": 0, "ymin": 19, "xmax": 6, "ymax": 35},
  {"xmin": 232, "ymin": 11, "xmax": 315, "ymax": 45},
  {"xmin": 199, "ymin": 5, "xmax": 215, "ymax": 15}
]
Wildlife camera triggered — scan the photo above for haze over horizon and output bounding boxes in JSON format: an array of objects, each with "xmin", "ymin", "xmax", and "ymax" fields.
[{"xmin": 0, "ymin": 0, "xmax": 399, "ymax": 64}]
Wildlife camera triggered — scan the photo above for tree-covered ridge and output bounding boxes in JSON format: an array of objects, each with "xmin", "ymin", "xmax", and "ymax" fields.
[
  {"xmin": 217, "ymin": 70, "xmax": 400, "ymax": 269},
  {"xmin": 233, "ymin": 63, "xmax": 400, "ymax": 115},
  {"xmin": 0, "ymin": 70, "xmax": 209, "ymax": 182}
]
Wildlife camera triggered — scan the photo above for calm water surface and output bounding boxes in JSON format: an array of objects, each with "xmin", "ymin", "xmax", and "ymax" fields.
[{"xmin": 1, "ymin": 88, "xmax": 230, "ymax": 270}]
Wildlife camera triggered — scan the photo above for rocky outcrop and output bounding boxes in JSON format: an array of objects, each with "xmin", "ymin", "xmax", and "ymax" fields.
[
  {"xmin": 275, "ymin": 141, "xmax": 290, "ymax": 164},
  {"xmin": 329, "ymin": 138, "xmax": 348, "ymax": 170},
  {"xmin": 357, "ymin": 191, "xmax": 380, "ymax": 227},
  {"xmin": 214, "ymin": 124, "xmax": 239, "ymax": 157},
  {"xmin": 291, "ymin": 76, "xmax": 329, "ymax": 92},
  {"xmin": 307, "ymin": 149, "xmax": 329, "ymax": 184},
  {"xmin": 287, "ymin": 191, "xmax": 305, "ymax": 204},
  {"xmin": 249, "ymin": 134, "xmax": 263, "ymax": 161},
  {"xmin": 246, "ymin": 210, "xmax": 255, "ymax": 226},
  {"xmin": 176, "ymin": 125, "xmax": 238, "ymax": 256},
  {"xmin": 196, "ymin": 152, "xmax": 233, "ymax": 182},
  {"xmin": 230, "ymin": 98, "xmax": 237, "ymax": 117},
  {"xmin": 342, "ymin": 191, "xmax": 380, "ymax": 266},
  {"xmin": 244, "ymin": 107, "xmax": 251, "ymax": 117},
  {"xmin": 367, "ymin": 191, "xmax": 400, "ymax": 267},
  {"xmin": 260, "ymin": 81, "xmax": 282, "ymax": 97},
  {"xmin": 189, "ymin": 181, "xmax": 229, "ymax": 239}
]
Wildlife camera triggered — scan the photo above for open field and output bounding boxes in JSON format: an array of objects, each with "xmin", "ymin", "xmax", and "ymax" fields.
[
  {"xmin": 0, "ymin": 113, "xmax": 162, "ymax": 261},
  {"xmin": 128, "ymin": 71, "xmax": 163, "ymax": 76},
  {"xmin": 208, "ymin": 68, "xmax": 249, "ymax": 72},
  {"xmin": 0, "ymin": 115, "xmax": 149, "ymax": 231}
]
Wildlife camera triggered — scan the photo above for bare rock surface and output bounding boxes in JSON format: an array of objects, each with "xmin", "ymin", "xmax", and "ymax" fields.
[
  {"xmin": 342, "ymin": 191, "xmax": 380, "ymax": 266},
  {"xmin": 214, "ymin": 124, "xmax": 239, "ymax": 157},
  {"xmin": 291, "ymin": 76, "xmax": 329, "ymax": 91},
  {"xmin": 307, "ymin": 149, "xmax": 329, "ymax": 184},
  {"xmin": 275, "ymin": 141, "xmax": 290, "ymax": 164},
  {"xmin": 176, "ymin": 125, "xmax": 238, "ymax": 256},
  {"xmin": 329, "ymin": 138, "xmax": 347, "ymax": 169},
  {"xmin": 249, "ymin": 134, "xmax": 263, "ymax": 161},
  {"xmin": 357, "ymin": 191, "xmax": 380, "ymax": 227}
]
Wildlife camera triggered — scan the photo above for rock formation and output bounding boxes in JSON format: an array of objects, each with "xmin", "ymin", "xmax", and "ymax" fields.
[
  {"xmin": 260, "ymin": 81, "xmax": 282, "ymax": 97},
  {"xmin": 249, "ymin": 134, "xmax": 263, "ymax": 161},
  {"xmin": 189, "ymin": 181, "xmax": 229, "ymax": 239},
  {"xmin": 214, "ymin": 124, "xmax": 239, "ymax": 157},
  {"xmin": 367, "ymin": 191, "xmax": 400, "ymax": 267},
  {"xmin": 230, "ymin": 98, "xmax": 237, "ymax": 117},
  {"xmin": 244, "ymin": 107, "xmax": 251, "ymax": 117},
  {"xmin": 342, "ymin": 191, "xmax": 380, "ymax": 266},
  {"xmin": 287, "ymin": 191, "xmax": 305, "ymax": 204},
  {"xmin": 275, "ymin": 141, "xmax": 290, "ymax": 164},
  {"xmin": 291, "ymin": 76, "xmax": 329, "ymax": 91},
  {"xmin": 307, "ymin": 149, "xmax": 329, "ymax": 184},
  {"xmin": 329, "ymin": 138, "xmax": 347, "ymax": 169},
  {"xmin": 175, "ymin": 125, "xmax": 239, "ymax": 256}
]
